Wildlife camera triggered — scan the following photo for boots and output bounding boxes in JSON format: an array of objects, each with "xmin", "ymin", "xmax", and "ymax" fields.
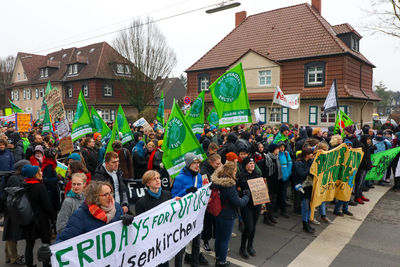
[
  {"xmin": 302, "ymin": 221, "xmax": 315, "ymax": 233},
  {"xmin": 239, "ymin": 247, "xmax": 249, "ymax": 259}
]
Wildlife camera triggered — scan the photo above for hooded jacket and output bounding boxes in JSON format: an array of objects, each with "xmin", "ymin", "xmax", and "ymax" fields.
[
  {"xmin": 218, "ymin": 133, "xmax": 238, "ymax": 163},
  {"xmin": 171, "ymin": 167, "xmax": 203, "ymax": 197},
  {"xmin": 56, "ymin": 191, "xmax": 85, "ymax": 234}
]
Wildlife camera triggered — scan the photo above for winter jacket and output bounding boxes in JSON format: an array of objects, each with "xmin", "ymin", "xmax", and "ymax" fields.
[
  {"xmin": 171, "ymin": 167, "xmax": 203, "ymax": 197},
  {"xmin": 117, "ymin": 148, "xmax": 134, "ymax": 179},
  {"xmin": 294, "ymin": 159, "xmax": 313, "ymax": 199},
  {"xmin": 345, "ymin": 134, "xmax": 361, "ymax": 148},
  {"xmin": 57, "ymin": 202, "xmax": 123, "ymax": 242},
  {"xmin": 373, "ymin": 136, "xmax": 391, "ymax": 153},
  {"xmin": 295, "ymin": 129, "xmax": 308, "ymax": 152},
  {"xmin": 92, "ymin": 164, "xmax": 128, "ymax": 207},
  {"xmin": 359, "ymin": 135, "xmax": 373, "ymax": 171},
  {"xmin": 25, "ymin": 141, "xmax": 46, "ymax": 160},
  {"xmin": 279, "ymin": 151, "xmax": 292, "ymax": 182},
  {"xmin": 237, "ymin": 169, "xmax": 262, "ymax": 206},
  {"xmin": 42, "ymin": 157, "xmax": 61, "ymax": 211},
  {"xmin": 211, "ymin": 174, "xmax": 249, "ymax": 220},
  {"xmin": 81, "ymin": 147, "xmax": 99, "ymax": 174},
  {"xmin": 56, "ymin": 191, "xmax": 85, "ymax": 234},
  {"xmin": 132, "ymin": 150, "xmax": 148, "ymax": 179},
  {"xmin": 135, "ymin": 190, "xmax": 171, "ymax": 215},
  {"xmin": 258, "ymin": 153, "xmax": 280, "ymax": 194},
  {"xmin": 218, "ymin": 133, "xmax": 238, "ymax": 164},
  {"xmin": 200, "ymin": 160, "xmax": 217, "ymax": 182},
  {"xmin": 0, "ymin": 149, "xmax": 14, "ymax": 171},
  {"xmin": 12, "ymin": 138, "xmax": 25, "ymax": 163}
]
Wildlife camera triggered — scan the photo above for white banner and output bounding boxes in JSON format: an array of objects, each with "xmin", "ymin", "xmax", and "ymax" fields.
[
  {"xmin": 0, "ymin": 114, "xmax": 16, "ymax": 123},
  {"xmin": 323, "ymin": 81, "xmax": 338, "ymax": 114},
  {"xmin": 272, "ymin": 86, "xmax": 300, "ymax": 109},
  {"xmin": 50, "ymin": 184, "xmax": 211, "ymax": 267},
  {"xmin": 254, "ymin": 108, "xmax": 262, "ymax": 123}
]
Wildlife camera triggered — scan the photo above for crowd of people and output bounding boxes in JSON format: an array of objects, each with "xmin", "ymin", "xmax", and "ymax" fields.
[{"xmin": 0, "ymin": 117, "xmax": 399, "ymax": 267}]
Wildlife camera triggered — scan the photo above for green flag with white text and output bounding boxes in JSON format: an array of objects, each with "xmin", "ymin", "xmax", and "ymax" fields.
[
  {"xmin": 185, "ymin": 91, "xmax": 205, "ymax": 134},
  {"xmin": 209, "ymin": 63, "xmax": 251, "ymax": 127},
  {"xmin": 105, "ymin": 117, "xmax": 119, "ymax": 155},
  {"xmin": 207, "ymin": 107, "xmax": 219, "ymax": 128},
  {"xmin": 9, "ymin": 99, "xmax": 24, "ymax": 113},
  {"xmin": 333, "ymin": 109, "xmax": 353, "ymax": 138},
  {"xmin": 91, "ymin": 107, "xmax": 112, "ymax": 146},
  {"xmin": 162, "ymin": 100, "xmax": 207, "ymax": 178},
  {"xmin": 156, "ymin": 91, "xmax": 164, "ymax": 126},
  {"xmin": 45, "ymin": 80, "xmax": 52, "ymax": 95},
  {"xmin": 365, "ymin": 147, "xmax": 400, "ymax": 181},
  {"xmin": 117, "ymin": 105, "xmax": 133, "ymax": 144},
  {"xmin": 42, "ymin": 104, "xmax": 52, "ymax": 134},
  {"xmin": 71, "ymin": 91, "xmax": 93, "ymax": 141}
]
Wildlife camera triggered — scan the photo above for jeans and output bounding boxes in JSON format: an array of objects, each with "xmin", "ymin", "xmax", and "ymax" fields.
[
  {"xmin": 240, "ymin": 205, "xmax": 261, "ymax": 249},
  {"xmin": 355, "ymin": 169, "xmax": 367, "ymax": 198},
  {"xmin": 334, "ymin": 201, "xmax": 349, "ymax": 213},
  {"xmin": 318, "ymin": 202, "xmax": 326, "ymax": 217},
  {"xmin": 215, "ymin": 217, "xmax": 234, "ymax": 263},
  {"xmin": 301, "ymin": 198, "xmax": 311, "ymax": 222}
]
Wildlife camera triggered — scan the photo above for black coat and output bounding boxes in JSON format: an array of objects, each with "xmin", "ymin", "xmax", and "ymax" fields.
[
  {"xmin": 12, "ymin": 140, "xmax": 25, "ymax": 163},
  {"xmin": 237, "ymin": 169, "xmax": 262, "ymax": 206},
  {"xmin": 200, "ymin": 160, "xmax": 217, "ymax": 182},
  {"xmin": 81, "ymin": 147, "xmax": 99, "ymax": 174},
  {"xmin": 135, "ymin": 190, "xmax": 171, "ymax": 216},
  {"xmin": 294, "ymin": 160, "xmax": 313, "ymax": 199},
  {"xmin": 257, "ymin": 155, "xmax": 280, "ymax": 194},
  {"xmin": 132, "ymin": 151, "xmax": 148, "ymax": 179},
  {"xmin": 295, "ymin": 129, "xmax": 308, "ymax": 152}
]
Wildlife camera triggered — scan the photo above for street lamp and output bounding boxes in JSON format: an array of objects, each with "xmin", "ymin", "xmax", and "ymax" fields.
[{"xmin": 206, "ymin": 0, "xmax": 241, "ymax": 14}]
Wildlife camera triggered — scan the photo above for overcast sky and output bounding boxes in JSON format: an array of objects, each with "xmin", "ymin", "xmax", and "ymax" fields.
[{"xmin": 1, "ymin": 0, "xmax": 399, "ymax": 91}]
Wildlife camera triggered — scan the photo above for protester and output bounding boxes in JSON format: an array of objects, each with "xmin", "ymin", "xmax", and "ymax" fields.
[
  {"xmin": 132, "ymin": 140, "xmax": 147, "ymax": 179},
  {"xmin": 80, "ymin": 137, "xmax": 99, "ymax": 175},
  {"xmin": 64, "ymin": 159, "xmax": 92, "ymax": 197},
  {"xmin": 25, "ymin": 134, "xmax": 45, "ymax": 160},
  {"xmin": 277, "ymin": 141, "xmax": 292, "ymax": 218},
  {"xmin": 354, "ymin": 135, "xmax": 373, "ymax": 204},
  {"xmin": 42, "ymin": 147, "xmax": 61, "ymax": 212},
  {"xmin": 9, "ymin": 132, "xmax": 25, "ymax": 162},
  {"xmin": 29, "ymin": 145, "xmax": 44, "ymax": 168},
  {"xmin": 112, "ymin": 140, "xmax": 134, "ymax": 179},
  {"xmin": 0, "ymin": 138, "xmax": 14, "ymax": 171}
]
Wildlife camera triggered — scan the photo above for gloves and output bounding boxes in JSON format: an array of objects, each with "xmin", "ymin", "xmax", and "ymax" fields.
[
  {"xmin": 186, "ymin": 186, "xmax": 198, "ymax": 194},
  {"xmin": 121, "ymin": 214, "xmax": 134, "ymax": 226},
  {"xmin": 37, "ymin": 244, "xmax": 52, "ymax": 262},
  {"xmin": 243, "ymin": 189, "xmax": 251, "ymax": 197}
]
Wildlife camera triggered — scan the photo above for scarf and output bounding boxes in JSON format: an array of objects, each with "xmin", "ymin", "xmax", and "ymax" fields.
[
  {"xmin": 133, "ymin": 141, "xmax": 145, "ymax": 157},
  {"xmin": 66, "ymin": 190, "xmax": 84, "ymax": 199},
  {"xmin": 25, "ymin": 177, "xmax": 41, "ymax": 184},
  {"xmin": 147, "ymin": 147, "xmax": 159, "ymax": 170},
  {"xmin": 89, "ymin": 202, "xmax": 116, "ymax": 223},
  {"xmin": 146, "ymin": 187, "xmax": 162, "ymax": 199},
  {"xmin": 265, "ymin": 152, "xmax": 283, "ymax": 179},
  {"xmin": 35, "ymin": 154, "xmax": 43, "ymax": 163}
]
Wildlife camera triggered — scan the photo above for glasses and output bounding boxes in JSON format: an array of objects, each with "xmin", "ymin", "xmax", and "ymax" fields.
[
  {"xmin": 72, "ymin": 183, "xmax": 83, "ymax": 186},
  {"xmin": 99, "ymin": 192, "xmax": 114, "ymax": 198}
]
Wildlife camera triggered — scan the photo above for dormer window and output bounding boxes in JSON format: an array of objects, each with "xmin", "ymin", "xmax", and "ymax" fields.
[
  {"xmin": 68, "ymin": 64, "xmax": 78, "ymax": 75},
  {"xmin": 351, "ymin": 36, "xmax": 359, "ymax": 52},
  {"xmin": 40, "ymin": 68, "xmax": 49, "ymax": 78},
  {"xmin": 115, "ymin": 64, "xmax": 132, "ymax": 76}
]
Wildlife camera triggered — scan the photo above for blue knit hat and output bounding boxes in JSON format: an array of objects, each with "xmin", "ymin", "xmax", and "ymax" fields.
[
  {"xmin": 21, "ymin": 165, "xmax": 39, "ymax": 178},
  {"xmin": 68, "ymin": 153, "xmax": 81, "ymax": 161}
]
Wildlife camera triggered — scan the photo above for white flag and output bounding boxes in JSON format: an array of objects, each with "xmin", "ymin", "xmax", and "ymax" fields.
[
  {"xmin": 323, "ymin": 81, "xmax": 338, "ymax": 114},
  {"xmin": 273, "ymin": 86, "xmax": 300, "ymax": 109}
]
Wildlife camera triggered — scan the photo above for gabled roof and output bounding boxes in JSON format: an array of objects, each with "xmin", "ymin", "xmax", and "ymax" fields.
[
  {"xmin": 186, "ymin": 3, "xmax": 374, "ymax": 72},
  {"xmin": 332, "ymin": 23, "xmax": 362, "ymax": 38},
  {"xmin": 11, "ymin": 42, "xmax": 132, "ymax": 87}
]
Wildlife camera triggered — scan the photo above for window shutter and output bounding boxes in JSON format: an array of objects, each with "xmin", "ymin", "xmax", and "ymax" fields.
[{"xmin": 309, "ymin": 106, "xmax": 318, "ymax": 125}]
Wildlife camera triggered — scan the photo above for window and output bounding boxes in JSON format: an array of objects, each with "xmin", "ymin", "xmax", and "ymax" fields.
[
  {"xmin": 281, "ymin": 107, "xmax": 289, "ymax": 123},
  {"xmin": 309, "ymin": 106, "xmax": 318, "ymax": 125},
  {"xmin": 40, "ymin": 68, "xmax": 49, "ymax": 78},
  {"xmin": 269, "ymin": 107, "xmax": 281, "ymax": 123},
  {"xmin": 17, "ymin": 73, "xmax": 20, "ymax": 80},
  {"xmin": 11, "ymin": 90, "xmax": 14, "ymax": 100},
  {"xmin": 67, "ymin": 110, "xmax": 74, "ymax": 121},
  {"xmin": 23, "ymin": 89, "xmax": 26, "ymax": 100},
  {"xmin": 198, "ymin": 73, "xmax": 210, "ymax": 92},
  {"xmin": 13, "ymin": 90, "xmax": 19, "ymax": 101},
  {"xmin": 25, "ymin": 89, "xmax": 31, "ymax": 100},
  {"xmin": 115, "ymin": 64, "xmax": 132, "ymax": 76},
  {"xmin": 259, "ymin": 70, "xmax": 272, "ymax": 86},
  {"xmin": 111, "ymin": 109, "xmax": 115, "ymax": 121},
  {"xmin": 351, "ymin": 36, "xmax": 359, "ymax": 52},
  {"xmin": 35, "ymin": 88, "xmax": 39, "ymax": 99},
  {"xmin": 39, "ymin": 88, "xmax": 45, "ymax": 97},
  {"xmin": 37, "ymin": 111, "xmax": 40, "ymax": 120},
  {"xmin": 82, "ymin": 83, "xmax": 89, "ymax": 97},
  {"xmin": 125, "ymin": 65, "xmax": 132, "ymax": 75},
  {"xmin": 339, "ymin": 105, "xmax": 352, "ymax": 118},
  {"xmin": 66, "ymin": 86, "xmax": 73, "ymax": 98},
  {"xmin": 320, "ymin": 107, "xmax": 336, "ymax": 123},
  {"xmin": 68, "ymin": 64, "xmax": 78, "ymax": 75},
  {"xmin": 23, "ymin": 72, "xmax": 26, "ymax": 79},
  {"xmin": 305, "ymin": 62, "xmax": 326, "ymax": 87},
  {"xmin": 116, "ymin": 64, "xmax": 124, "ymax": 74},
  {"xmin": 103, "ymin": 83, "xmax": 113, "ymax": 97},
  {"xmin": 259, "ymin": 107, "xmax": 267, "ymax": 123},
  {"xmin": 101, "ymin": 109, "xmax": 110, "ymax": 121}
]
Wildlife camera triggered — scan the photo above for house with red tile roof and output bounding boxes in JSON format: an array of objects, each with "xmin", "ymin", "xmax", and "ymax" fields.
[
  {"xmin": 8, "ymin": 42, "xmax": 137, "ymax": 121},
  {"xmin": 186, "ymin": 0, "xmax": 379, "ymax": 127}
]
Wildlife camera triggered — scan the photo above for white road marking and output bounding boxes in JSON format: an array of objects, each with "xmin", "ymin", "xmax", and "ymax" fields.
[{"xmin": 288, "ymin": 185, "xmax": 391, "ymax": 267}]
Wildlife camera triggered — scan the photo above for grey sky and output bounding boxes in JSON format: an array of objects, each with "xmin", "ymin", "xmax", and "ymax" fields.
[{"xmin": 1, "ymin": 0, "xmax": 399, "ymax": 91}]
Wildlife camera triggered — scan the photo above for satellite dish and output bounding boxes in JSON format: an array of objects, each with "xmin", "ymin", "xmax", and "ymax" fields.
[{"xmin": 206, "ymin": 1, "xmax": 241, "ymax": 14}]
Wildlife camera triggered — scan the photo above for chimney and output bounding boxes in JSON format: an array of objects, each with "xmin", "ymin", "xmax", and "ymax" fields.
[
  {"xmin": 235, "ymin": 11, "xmax": 247, "ymax": 27},
  {"xmin": 311, "ymin": 0, "xmax": 321, "ymax": 14}
]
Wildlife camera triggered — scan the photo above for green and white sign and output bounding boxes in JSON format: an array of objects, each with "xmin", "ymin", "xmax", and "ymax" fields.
[
  {"xmin": 117, "ymin": 105, "xmax": 134, "ymax": 144},
  {"xmin": 209, "ymin": 63, "xmax": 252, "ymax": 127},
  {"xmin": 50, "ymin": 184, "xmax": 211, "ymax": 267},
  {"xmin": 185, "ymin": 91, "xmax": 205, "ymax": 134},
  {"xmin": 71, "ymin": 91, "xmax": 93, "ymax": 141},
  {"xmin": 162, "ymin": 100, "xmax": 207, "ymax": 178},
  {"xmin": 206, "ymin": 107, "xmax": 219, "ymax": 128},
  {"xmin": 42, "ymin": 104, "xmax": 52, "ymax": 133},
  {"xmin": 91, "ymin": 107, "xmax": 112, "ymax": 146}
]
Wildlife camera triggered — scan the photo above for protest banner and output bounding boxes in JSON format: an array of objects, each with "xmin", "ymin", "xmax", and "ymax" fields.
[
  {"xmin": 56, "ymin": 161, "xmax": 68, "ymax": 178},
  {"xmin": 117, "ymin": 105, "xmax": 134, "ymax": 144},
  {"xmin": 309, "ymin": 143, "xmax": 364, "ymax": 220},
  {"xmin": 45, "ymin": 81, "xmax": 66, "ymax": 120},
  {"xmin": 365, "ymin": 146, "xmax": 400, "ymax": 181},
  {"xmin": 0, "ymin": 114, "xmax": 16, "ymax": 123},
  {"xmin": 247, "ymin": 178, "xmax": 270, "ymax": 205},
  {"xmin": 91, "ymin": 107, "xmax": 111, "ymax": 146},
  {"xmin": 15, "ymin": 113, "xmax": 32, "ymax": 132},
  {"xmin": 71, "ymin": 91, "xmax": 93, "ymax": 141},
  {"xmin": 162, "ymin": 101, "xmax": 207, "ymax": 179},
  {"xmin": 210, "ymin": 63, "xmax": 252, "ymax": 127},
  {"xmin": 272, "ymin": 86, "xmax": 300, "ymax": 109},
  {"xmin": 133, "ymin": 117, "xmax": 153, "ymax": 133},
  {"xmin": 186, "ymin": 91, "xmax": 205, "ymax": 135},
  {"xmin": 50, "ymin": 184, "xmax": 211, "ymax": 267},
  {"xmin": 56, "ymin": 119, "xmax": 74, "ymax": 155}
]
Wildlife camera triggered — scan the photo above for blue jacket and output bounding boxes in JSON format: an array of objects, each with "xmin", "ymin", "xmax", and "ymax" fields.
[
  {"xmin": 0, "ymin": 149, "xmax": 14, "ymax": 171},
  {"xmin": 56, "ymin": 202, "xmax": 123, "ymax": 242},
  {"xmin": 171, "ymin": 167, "xmax": 202, "ymax": 197},
  {"xmin": 279, "ymin": 151, "xmax": 292, "ymax": 182}
]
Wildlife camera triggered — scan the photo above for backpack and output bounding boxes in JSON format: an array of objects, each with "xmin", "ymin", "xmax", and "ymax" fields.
[
  {"xmin": 5, "ymin": 186, "xmax": 34, "ymax": 226},
  {"xmin": 374, "ymin": 141, "xmax": 388, "ymax": 153},
  {"xmin": 0, "ymin": 171, "xmax": 14, "ymax": 213},
  {"xmin": 207, "ymin": 188, "xmax": 222, "ymax": 216}
]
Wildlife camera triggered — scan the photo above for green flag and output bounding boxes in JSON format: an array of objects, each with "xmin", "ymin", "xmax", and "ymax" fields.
[
  {"xmin": 9, "ymin": 99, "xmax": 24, "ymax": 113},
  {"xmin": 45, "ymin": 80, "xmax": 52, "ymax": 95},
  {"xmin": 71, "ymin": 91, "xmax": 93, "ymax": 141},
  {"xmin": 185, "ymin": 91, "xmax": 205, "ymax": 134},
  {"xmin": 162, "ymin": 100, "xmax": 207, "ymax": 178},
  {"xmin": 90, "ymin": 107, "xmax": 112, "ymax": 146},
  {"xmin": 39, "ymin": 99, "xmax": 47, "ymax": 122},
  {"xmin": 156, "ymin": 91, "xmax": 164, "ymax": 126},
  {"xmin": 207, "ymin": 107, "xmax": 219, "ymax": 128},
  {"xmin": 365, "ymin": 147, "xmax": 400, "ymax": 181},
  {"xmin": 42, "ymin": 104, "xmax": 52, "ymax": 133},
  {"xmin": 105, "ymin": 117, "xmax": 119, "ymax": 155},
  {"xmin": 117, "ymin": 105, "xmax": 134, "ymax": 144},
  {"xmin": 333, "ymin": 109, "xmax": 354, "ymax": 138},
  {"xmin": 209, "ymin": 63, "xmax": 252, "ymax": 127}
]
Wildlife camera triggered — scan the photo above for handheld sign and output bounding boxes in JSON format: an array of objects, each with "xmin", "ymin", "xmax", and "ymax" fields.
[
  {"xmin": 15, "ymin": 113, "xmax": 33, "ymax": 132},
  {"xmin": 247, "ymin": 178, "xmax": 270, "ymax": 205}
]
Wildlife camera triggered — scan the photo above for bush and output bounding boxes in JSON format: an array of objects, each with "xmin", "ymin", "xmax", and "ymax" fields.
[{"xmin": 138, "ymin": 106, "xmax": 157, "ymax": 123}]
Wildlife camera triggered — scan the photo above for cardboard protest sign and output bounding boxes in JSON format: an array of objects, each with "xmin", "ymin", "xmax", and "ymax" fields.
[
  {"xmin": 59, "ymin": 136, "xmax": 74, "ymax": 155},
  {"xmin": 45, "ymin": 81, "xmax": 66, "ymax": 120},
  {"xmin": 56, "ymin": 161, "xmax": 68, "ymax": 178},
  {"xmin": 56, "ymin": 119, "xmax": 74, "ymax": 155},
  {"xmin": 309, "ymin": 143, "xmax": 364, "ymax": 220},
  {"xmin": 365, "ymin": 147, "xmax": 400, "ymax": 181},
  {"xmin": 50, "ymin": 184, "xmax": 211, "ymax": 267},
  {"xmin": 247, "ymin": 177, "xmax": 270, "ymax": 205},
  {"xmin": 15, "ymin": 113, "xmax": 32, "ymax": 132}
]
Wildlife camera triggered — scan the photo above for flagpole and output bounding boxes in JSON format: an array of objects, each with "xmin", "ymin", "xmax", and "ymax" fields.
[{"xmin": 297, "ymin": 95, "xmax": 301, "ymax": 127}]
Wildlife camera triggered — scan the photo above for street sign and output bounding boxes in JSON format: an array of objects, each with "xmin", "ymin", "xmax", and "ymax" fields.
[{"xmin": 184, "ymin": 96, "xmax": 191, "ymax": 105}]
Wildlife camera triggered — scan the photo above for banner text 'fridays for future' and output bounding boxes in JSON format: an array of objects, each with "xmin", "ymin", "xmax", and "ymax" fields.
[{"xmin": 50, "ymin": 184, "xmax": 211, "ymax": 267}]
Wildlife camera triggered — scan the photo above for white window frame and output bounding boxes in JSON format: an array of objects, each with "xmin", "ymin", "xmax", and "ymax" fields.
[
  {"xmin": 23, "ymin": 89, "xmax": 26, "ymax": 100},
  {"xmin": 67, "ymin": 86, "xmax": 73, "ymax": 98},
  {"xmin": 35, "ymin": 88, "xmax": 39, "ymax": 99},
  {"xmin": 67, "ymin": 110, "xmax": 74, "ymax": 121},
  {"xmin": 309, "ymin": 106, "xmax": 318, "ymax": 125},
  {"xmin": 111, "ymin": 109, "xmax": 116, "ymax": 121},
  {"xmin": 320, "ymin": 106, "xmax": 336, "ymax": 124},
  {"xmin": 116, "ymin": 64, "xmax": 124, "ymax": 74},
  {"xmin": 307, "ymin": 66, "xmax": 323, "ymax": 85},
  {"xmin": 36, "ymin": 111, "xmax": 40, "ymax": 120},
  {"xmin": 101, "ymin": 109, "xmax": 110, "ymax": 121},
  {"xmin": 125, "ymin": 65, "xmax": 132, "ymax": 75},
  {"xmin": 82, "ymin": 84, "xmax": 89, "ymax": 97},
  {"xmin": 26, "ymin": 88, "xmax": 31, "ymax": 100},
  {"xmin": 103, "ymin": 84, "xmax": 113, "ymax": 97},
  {"xmin": 259, "ymin": 70, "xmax": 272, "ymax": 86},
  {"xmin": 45, "ymin": 68, "xmax": 48, "ymax": 77},
  {"xmin": 68, "ymin": 64, "xmax": 78, "ymax": 75},
  {"xmin": 15, "ymin": 90, "xmax": 19, "ymax": 101},
  {"xmin": 200, "ymin": 76, "xmax": 209, "ymax": 91},
  {"xmin": 281, "ymin": 107, "xmax": 289, "ymax": 123},
  {"xmin": 269, "ymin": 107, "xmax": 281, "ymax": 123},
  {"xmin": 39, "ymin": 88, "xmax": 45, "ymax": 98}
]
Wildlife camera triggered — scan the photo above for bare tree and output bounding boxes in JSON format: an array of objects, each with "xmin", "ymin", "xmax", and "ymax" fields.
[
  {"xmin": 113, "ymin": 17, "xmax": 177, "ymax": 112},
  {"xmin": 365, "ymin": 0, "xmax": 400, "ymax": 38},
  {"xmin": 0, "ymin": 55, "xmax": 15, "ymax": 107}
]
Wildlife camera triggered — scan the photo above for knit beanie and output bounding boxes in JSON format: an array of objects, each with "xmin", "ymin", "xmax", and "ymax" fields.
[
  {"xmin": 185, "ymin": 153, "xmax": 200, "ymax": 168},
  {"xmin": 242, "ymin": 157, "xmax": 255, "ymax": 168},
  {"xmin": 344, "ymin": 125, "xmax": 355, "ymax": 134},
  {"xmin": 268, "ymin": 143, "xmax": 279, "ymax": 153},
  {"xmin": 21, "ymin": 165, "xmax": 39, "ymax": 178},
  {"xmin": 68, "ymin": 153, "xmax": 81, "ymax": 161},
  {"xmin": 226, "ymin": 152, "xmax": 239, "ymax": 162},
  {"xmin": 280, "ymin": 124, "xmax": 290, "ymax": 133}
]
